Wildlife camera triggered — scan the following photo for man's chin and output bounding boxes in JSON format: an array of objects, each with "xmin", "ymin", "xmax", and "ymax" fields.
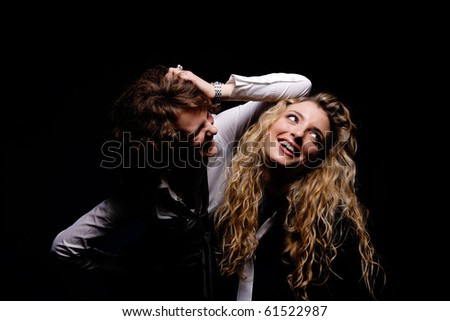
[{"xmin": 200, "ymin": 145, "xmax": 218, "ymax": 158}]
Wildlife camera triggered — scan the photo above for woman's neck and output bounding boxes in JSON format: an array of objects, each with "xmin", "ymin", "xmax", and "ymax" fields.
[{"xmin": 263, "ymin": 165, "xmax": 304, "ymax": 196}]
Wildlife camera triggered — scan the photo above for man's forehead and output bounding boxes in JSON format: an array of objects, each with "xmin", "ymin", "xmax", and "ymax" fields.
[{"xmin": 177, "ymin": 108, "xmax": 208, "ymax": 133}]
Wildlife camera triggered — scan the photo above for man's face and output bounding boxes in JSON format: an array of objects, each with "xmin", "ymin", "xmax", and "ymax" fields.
[{"xmin": 176, "ymin": 108, "xmax": 218, "ymax": 158}]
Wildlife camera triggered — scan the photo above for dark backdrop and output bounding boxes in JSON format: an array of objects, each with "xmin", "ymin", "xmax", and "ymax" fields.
[{"xmin": 2, "ymin": 12, "xmax": 447, "ymax": 301}]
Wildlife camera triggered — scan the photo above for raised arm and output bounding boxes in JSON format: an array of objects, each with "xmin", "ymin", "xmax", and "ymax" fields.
[
  {"xmin": 224, "ymin": 73, "xmax": 311, "ymax": 101},
  {"xmin": 167, "ymin": 67, "xmax": 312, "ymax": 102}
]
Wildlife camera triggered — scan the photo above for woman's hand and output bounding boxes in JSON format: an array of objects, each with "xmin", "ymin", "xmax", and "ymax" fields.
[{"xmin": 166, "ymin": 66, "xmax": 215, "ymax": 99}]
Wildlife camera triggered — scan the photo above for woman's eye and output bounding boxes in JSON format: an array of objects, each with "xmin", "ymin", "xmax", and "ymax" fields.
[
  {"xmin": 310, "ymin": 132, "xmax": 319, "ymax": 141},
  {"xmin": 287, "ymin": 115, "xmax": 298, "ymax": 122}
]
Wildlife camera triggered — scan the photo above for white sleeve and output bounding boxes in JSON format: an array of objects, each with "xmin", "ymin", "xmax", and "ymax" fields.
[{"xmin": 226, "ymin": 73, "xmax": 311, "ymax": 101}]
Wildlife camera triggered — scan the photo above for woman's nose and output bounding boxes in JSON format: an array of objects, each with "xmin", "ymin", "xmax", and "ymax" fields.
[{"xmin": 291, "ymin": 125, "xmax": 305, "ymax": 139}]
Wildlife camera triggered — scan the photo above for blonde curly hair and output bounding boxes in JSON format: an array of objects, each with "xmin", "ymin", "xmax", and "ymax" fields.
[{"xmin": 214, "ymin": 92, "xmax": 384, "ymax": 300}]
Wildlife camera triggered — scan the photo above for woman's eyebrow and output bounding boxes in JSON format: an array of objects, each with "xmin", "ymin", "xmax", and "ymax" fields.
[{"xmin": 289, "ymin": 110, "xmax": 325, "ymax": 140}]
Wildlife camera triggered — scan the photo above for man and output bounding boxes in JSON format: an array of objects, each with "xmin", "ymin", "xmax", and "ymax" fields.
[{"xmin": 50, "ymin": 65, "xmax": 311, "ymax": 300}]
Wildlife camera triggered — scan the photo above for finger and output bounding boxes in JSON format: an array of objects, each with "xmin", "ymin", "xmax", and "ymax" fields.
[
  {"xmin": 166, "ymin": 66, "xmax": 189, "ymax": 80},
  {"xmin": 165, "ymin": 68, "xmax": 176, "ymax": 79}
]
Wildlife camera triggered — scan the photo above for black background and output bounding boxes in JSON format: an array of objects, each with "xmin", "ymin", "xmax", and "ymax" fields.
[{"xmin": 2, "ymin": 7, "xmax": 448, "ymax": 301}]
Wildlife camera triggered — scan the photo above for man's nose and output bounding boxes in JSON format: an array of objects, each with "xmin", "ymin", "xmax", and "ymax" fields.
[{"xmin": 206, "ymin": 121, "xmax": 218, "ymax": 136}]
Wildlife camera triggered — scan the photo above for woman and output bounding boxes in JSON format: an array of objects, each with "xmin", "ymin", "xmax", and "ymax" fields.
[{"xmin": 214, "ymin": 92, "xmax": 384, "ymax": 300}]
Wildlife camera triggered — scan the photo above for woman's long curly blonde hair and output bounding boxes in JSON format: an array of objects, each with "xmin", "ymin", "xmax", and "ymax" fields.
[{"xmin": 214, "ymin": 92, "xmax": 384, "ymax": 300}]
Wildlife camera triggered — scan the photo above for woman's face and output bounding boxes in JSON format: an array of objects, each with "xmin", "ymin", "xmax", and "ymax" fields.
[{"xmin": 264, "ymin": 101, "xmax": 330, "ymax": 170}]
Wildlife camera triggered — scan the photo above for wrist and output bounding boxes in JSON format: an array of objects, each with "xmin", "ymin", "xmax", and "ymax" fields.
[{"xmin": 212, "ymin": 81, "xmax": 223, "ymax": 105}]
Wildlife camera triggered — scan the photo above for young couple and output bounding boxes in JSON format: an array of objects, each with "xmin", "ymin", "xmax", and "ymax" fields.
[{"xmin": 51, "ymin": 64, "xmax": 383, "ymax": 300}]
